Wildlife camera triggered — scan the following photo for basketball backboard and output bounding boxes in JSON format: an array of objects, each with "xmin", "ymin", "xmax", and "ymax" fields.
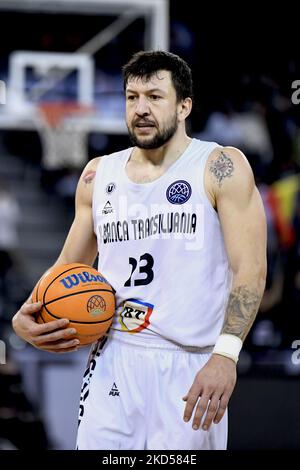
[{"xmin": 0, "ymin": 0, "xmax": 169, "ymax": 134}]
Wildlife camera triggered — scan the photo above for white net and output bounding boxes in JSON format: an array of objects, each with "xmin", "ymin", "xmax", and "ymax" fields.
[{"xmin": 37, "ymin": 102, "xmax": 92, "ymax": 170}]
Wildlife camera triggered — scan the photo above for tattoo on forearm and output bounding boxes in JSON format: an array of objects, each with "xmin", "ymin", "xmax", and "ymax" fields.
[
  {"xmin": 209, "ymin": 151, "xmax": 234, "ymax": 187},
  {"xmin": 222, "ymin": 285, "xmax": 261, "ymax": 341},
  {"xmin": 82, "ymin": 170, "xmax": 96, "ymax": 184}
]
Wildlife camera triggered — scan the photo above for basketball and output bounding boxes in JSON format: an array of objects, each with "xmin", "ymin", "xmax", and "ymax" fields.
[{"xmin": 32, "ymin": 263, "xmax": 116, "ymax": 345}]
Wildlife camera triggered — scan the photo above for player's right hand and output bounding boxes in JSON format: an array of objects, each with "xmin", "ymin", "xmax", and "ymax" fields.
[{"xmin": 12, "ymin": 299, "xmax": 80, "ymax": 353}]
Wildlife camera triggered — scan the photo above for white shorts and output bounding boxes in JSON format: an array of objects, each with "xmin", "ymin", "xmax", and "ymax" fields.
[{"xmin": 76, "ymin": 334, "xmax": 227, "ymax": 450}]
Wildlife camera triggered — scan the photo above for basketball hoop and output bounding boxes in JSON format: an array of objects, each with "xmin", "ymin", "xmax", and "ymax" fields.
[
  {"xmin": 36, "ymin": 101, "xmax": 93, "ymax": 170},
  {"xmin": 38, "ymin": 101, "xmax": 92, "ymax": 129}
]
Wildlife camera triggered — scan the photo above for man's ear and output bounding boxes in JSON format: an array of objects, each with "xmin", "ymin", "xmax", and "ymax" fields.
[{"xmin": 178, "ymin": 97, "xmax": 192, "ymax": 122}]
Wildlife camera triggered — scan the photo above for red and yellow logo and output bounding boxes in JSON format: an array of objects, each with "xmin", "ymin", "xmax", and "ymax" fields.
[{"xmin": 118, "ymin": 299, "xmax": 154, "ymax": 333}]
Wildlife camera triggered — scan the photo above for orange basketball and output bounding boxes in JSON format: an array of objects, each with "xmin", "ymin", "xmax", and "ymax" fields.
[{"xmin": 32, "ymin": 263, "xmax": 115, "ymax": 345}]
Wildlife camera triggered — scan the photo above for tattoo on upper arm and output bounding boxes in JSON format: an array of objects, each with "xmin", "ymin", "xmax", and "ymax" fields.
[
  {"xmin": 222, "ymin": 285, "xmax": 261, "ymax": 341},
  {"xmin": 82, "ymin": 170, "xmax": 96, "ymax": 185},
  {"xmin": 209, "ymin": 151, "xmax": 234, "ymax": 187}
]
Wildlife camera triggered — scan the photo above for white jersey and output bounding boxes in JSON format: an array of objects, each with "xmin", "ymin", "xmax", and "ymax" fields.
[{"xmin": 92, "ymin": 138, "xmax": 232, "ymax": 348}]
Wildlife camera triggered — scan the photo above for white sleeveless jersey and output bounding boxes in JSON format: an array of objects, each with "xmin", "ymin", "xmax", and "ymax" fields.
[{"xmin": 92, "ymin": 138, "xmax": 232, "ymax": 348}]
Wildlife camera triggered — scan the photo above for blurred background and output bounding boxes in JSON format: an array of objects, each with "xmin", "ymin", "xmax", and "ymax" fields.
[{"xmin": 0, "ymin": 0, "xmax": 300, "ymax": 450}]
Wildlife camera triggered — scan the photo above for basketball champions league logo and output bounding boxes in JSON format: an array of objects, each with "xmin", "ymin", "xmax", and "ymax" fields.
[
  {"xmin": 87, "ymin": 295, "xmax": 106, "ymax": 317},
  {"xmin": 166, "ymin": 180, "xmax": 192, "ymax": 204}
]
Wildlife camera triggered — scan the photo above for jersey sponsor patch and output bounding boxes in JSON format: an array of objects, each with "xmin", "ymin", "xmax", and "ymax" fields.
[
  {"xmin": 102, "ymin": 200, "xmax": 114, "ymax": 215},
  {"xmin": 166, "ymin": 180, "xmax": 192, "ymax": 204},
  {"xmin": 118, "ymin": 298, "xmax": 154, "ymax": 333},
  {"xmin": 106, "ymin": 182, "xmax": 116, "ymax": 194},
  {"xmin": 109, "ymin": 382, "xmax": 120, "ymax": 397}
]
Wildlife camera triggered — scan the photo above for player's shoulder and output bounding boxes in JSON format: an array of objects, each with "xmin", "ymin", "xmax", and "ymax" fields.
[
  {"xmin": 207, "ymin": 145, "xmax": 254, "ymax": 189},
  {"xmin": 207, "ymin": 145, "xmax": 250, "ymax": 168},
  {"xmin": 204, "ymin": 146, "xmax": 255, "ymax": 206},
  {"xmin": 80, "ymin": 147, "xmax": 128, "ymax": 186},
  {"xmin": 82, "ymin": 156, "xmax": 101, "ymax": 173},
  {"xmin": 78, "ymin": 157, "xmax": 100, "ymax": 187},
  {"xmin": 82, "ymin": 147, "xmax": 130, "ymax": 174}
]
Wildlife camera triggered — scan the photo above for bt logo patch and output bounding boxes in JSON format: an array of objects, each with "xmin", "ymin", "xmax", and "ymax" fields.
[{"xmin": 119, "ymin": 299, "xmax": 154, "ymax": 333}]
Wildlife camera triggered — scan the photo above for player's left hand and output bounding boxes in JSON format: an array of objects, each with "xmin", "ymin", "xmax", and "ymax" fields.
[{"xmin": 182, "ymin": 354, "xmax": 237, "ymax": 431}]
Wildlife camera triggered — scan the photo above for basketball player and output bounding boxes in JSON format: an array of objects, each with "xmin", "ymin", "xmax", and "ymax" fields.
[{"xmin": 12, "ymin": 51, "xmax": 267, "ymax": 450}]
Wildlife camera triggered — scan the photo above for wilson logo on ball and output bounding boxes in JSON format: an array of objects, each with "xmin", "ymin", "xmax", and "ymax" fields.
[
  {"xmin": 87, "ymin": 295, "xmax": 106, "ymax": 317},
  {"xmin": 59, "ymin": 271, "xmax": 108, "ymax": 289}
]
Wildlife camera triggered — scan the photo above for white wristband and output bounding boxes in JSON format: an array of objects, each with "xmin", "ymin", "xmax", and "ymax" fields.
[{"xmin": 212, "ymin": 334, "xmax": 243, "ymax": 364}]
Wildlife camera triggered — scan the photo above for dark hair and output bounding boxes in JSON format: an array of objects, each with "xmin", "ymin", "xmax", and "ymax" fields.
[{"xmin": 122, "ymin": 50, "xmax": 193, "ymax": 102}]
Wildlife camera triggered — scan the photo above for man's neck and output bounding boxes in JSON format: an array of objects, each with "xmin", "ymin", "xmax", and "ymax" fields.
[{"xmin": 131, "ymin": 134, "xmax": 192, "ymax": 168}]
